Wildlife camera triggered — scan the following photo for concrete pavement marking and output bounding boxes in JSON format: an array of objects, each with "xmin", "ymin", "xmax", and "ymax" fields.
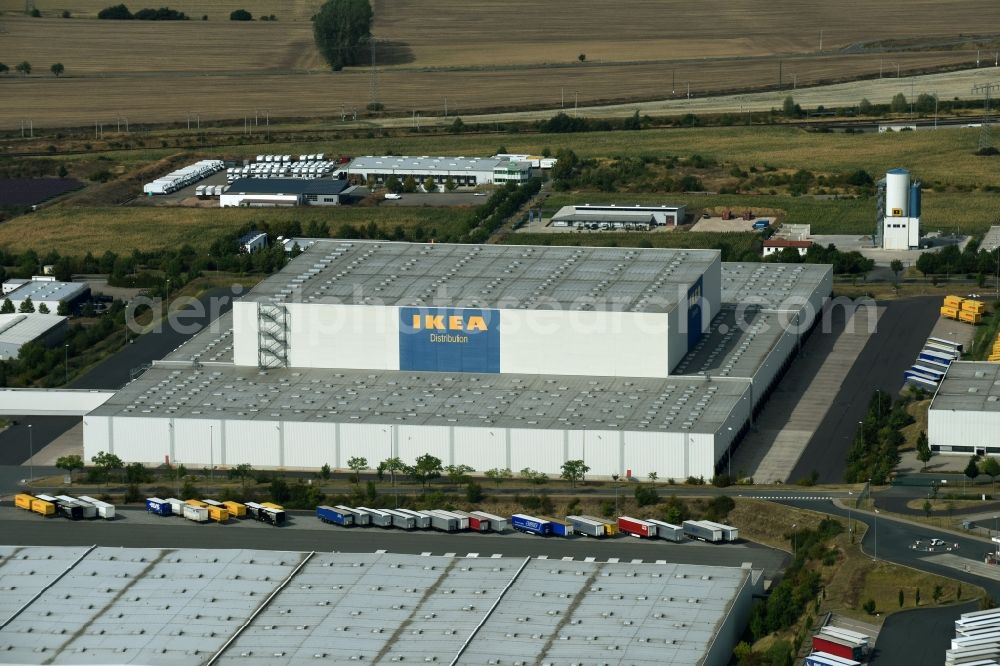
[
  {"xmin": 924, "ymin": 553, "xmax": 1000, "ymax": 582},
  {"xmin": 734, "ymin": 305, "xmax": 882, "ymax": 483},
  {"xmin": 23, "ymin": 421, "xmax": 82, "ymax": 467}
]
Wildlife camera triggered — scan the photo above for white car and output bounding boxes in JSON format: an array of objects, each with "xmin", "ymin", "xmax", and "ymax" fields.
[
  {"xmin": 384, "ymin": 193, "xmax": 402, "ymax": 200},
  {"xmin": 929, "ymin": 538, "xmax": 946, "ymax": 546}
]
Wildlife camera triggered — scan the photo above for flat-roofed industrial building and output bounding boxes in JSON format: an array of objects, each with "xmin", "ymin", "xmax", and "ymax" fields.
[
  {"xmin": 345, "ymin": 156, "xmax": 531, "ymax": 188},
  {"xmin": 928, "ymin": 361, "xmax": 1000, "ymax": 457},
  {"xmin": 82, "ymin": 240, "xmax": 831, "ymax": 480}
]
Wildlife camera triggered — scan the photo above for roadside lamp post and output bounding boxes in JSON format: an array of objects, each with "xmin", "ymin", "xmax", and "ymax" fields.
[
  {"xmin": 27, "ymin": 424, "xmax": 33, "ymax": 484},
  {"xmin": 64, "ymin": 344, "xmax": 69, "ymax": 384},
  {"xmin": 792, "ymin": 523, "xmax": 797, "ymax": 558},
  {"xmin": 994, "ymin": 515, "xmax": 998, "ymax": 537},
  {"xmin": 612, "ymin": 474, "xmax": 619, "ymax": 517},
  {"xmin": 874, "ymin": 507, "xmax": 879, "ymax": 562},
  {"xmin": 847, "ymin": 491, "xmax": 853, "ymax": 541}
]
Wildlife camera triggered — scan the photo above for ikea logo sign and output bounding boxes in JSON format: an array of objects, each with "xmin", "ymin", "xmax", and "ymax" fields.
[
  {"xmin": 400, "ymin": 307, "xmax": 500, "ymax": 373},
  {"xmin": 409, "ymin": 313, "xmax": 489, "ymax": 333}
]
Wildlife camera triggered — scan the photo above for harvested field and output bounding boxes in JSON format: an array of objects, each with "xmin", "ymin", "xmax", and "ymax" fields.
[
  {"xmin": 0, "ymin": 178, "xmax": 83, "ymax": 206},
  {"xmin": 0, "ymin": 0, "xmax": 997, "ymax": 128},
  {"xmin": 0, "ymin": 205, "xmax": 469, "ymax": 254},
  {"xmin": 0, "ymin": 51, "xmax": 981, "ymax": 129}
]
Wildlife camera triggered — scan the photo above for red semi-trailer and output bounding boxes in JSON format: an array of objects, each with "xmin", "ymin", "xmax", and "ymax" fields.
[
  {"xmin": 618, "ymin": 516, "xmax": 656, "ymax": 538},
  {"xmin": 811, "ymin": 635, "xmax": 864, "ymax": 661}
]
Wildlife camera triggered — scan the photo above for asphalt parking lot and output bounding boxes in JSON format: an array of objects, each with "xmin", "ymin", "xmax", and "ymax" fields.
[
  {"xmin": 0, "ymin": 507, "xmax": 788, "ymax": 577},
  {"xmin": 379, "ymin": 191, "xmax": 486, "ymax": 206}
]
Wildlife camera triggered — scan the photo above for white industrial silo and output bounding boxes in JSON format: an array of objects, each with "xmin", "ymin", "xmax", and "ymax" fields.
[{"xmin": 885, "ymin": 168, "xmax": 910, "ymax": 217}]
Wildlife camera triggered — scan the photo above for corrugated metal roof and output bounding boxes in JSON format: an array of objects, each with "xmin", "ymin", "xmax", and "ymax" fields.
[
  {"xmin": 226, "ymin": 178, "xmax": 350, "ymax": 196},
  {"xmin": 0, "ymin": 313, "xmax": 66, "ymax": 344},
  {"xmin": 246, "ymin": 240, "xmax": 718, "ymax": 314},
  {"xmin": 89, "ymin": 364, "xmax": 749, "ymax": 433},
  {"xmin": 0, "ymin": 546, "xmax": 760, "ymax": 666},
  {"xmin": 4, "ymin": 280, "xmax": 87, "ymax": 304},
  {"xmin": 347, "ymin": 155, "xmax": 505, "ymax": 173},
  {"xmin": 930, "ymin": 361, "xmax": 1000, "ymax": 412}
]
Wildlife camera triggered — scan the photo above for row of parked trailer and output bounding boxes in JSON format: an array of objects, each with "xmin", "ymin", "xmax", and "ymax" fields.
[
  {"xmin": 143, "ymin": 159, "xmax": 224, "ymax": 195},
  {"xmin": 947, "ymin": 607, "xmax": 1000, "ymax": 665},
  {"xmin": 809, "ymin": 625, "xmax": 871, "ymax": 664},
  {"xmin": 195, "ymin": 185, "xmax": 229, "ymax": 198},
  {"xmin": 145, "ymin": 497, "xmax": 285, "ymax": 525},
  {"xmin": 14, "ymin": 493, "xmax": 115, "ymax": 520},
  {"xmin": 315, "ymin": 506, "xmax": 738, "ymax": 543},
  {"xmin": 903, "ymin": 336, "xmax": 962, "ymax": 389},
  {"xmin": 226, "ymin": 160, "xmax": 339, "ymax": 182},
  {"xmin": 317, "ymin": 506, "xmax": 509, "ymax": 532}
]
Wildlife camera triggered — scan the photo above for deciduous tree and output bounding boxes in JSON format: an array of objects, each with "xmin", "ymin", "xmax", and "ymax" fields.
[{"xmin": 312, "ymin": 0, "xmax": 372, "ymax": 71}]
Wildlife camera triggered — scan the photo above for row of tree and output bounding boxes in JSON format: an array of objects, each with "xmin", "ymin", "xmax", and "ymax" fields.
[
  {"xmin": 916, "ymin": 240, "xmax": 1000, "ymax": 277},
  {"xmin": 0, "ymin": 62, "xmax": 63, "ymax": 76},
  {"xmin": 97, "ymin": 4, "xmax": 189, "ymax": 19},
  {"xmin": 845, "ymin": 390, "xmax": 913, "ymax": 483}
]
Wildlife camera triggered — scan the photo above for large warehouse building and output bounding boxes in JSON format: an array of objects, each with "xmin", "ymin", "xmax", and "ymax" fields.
[
  {"xmin": 928, "ymin": 361, "xmax": 1000, "ymax": 456},
  {"xmin": 0, "ymin": 546, "xmax": 762, "ymax": 666},
  {"xmin": 83, "ymin": 240, "xmax": 831, "ymax": 480},
  {"xmin": 346, "ymin": 156, "xmax": 532, "ymax": 187}
]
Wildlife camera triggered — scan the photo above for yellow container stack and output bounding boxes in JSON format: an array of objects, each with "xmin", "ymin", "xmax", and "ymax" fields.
[
  {"xmin": 962, "ymin": 299, "xmax": 986, "ymax": 315},
  {"xmin": 989, "ymin": 332, "xmax": 1000, "ymax": 362},
  {"xmin": 959, "ymin": 310, "xmax": 983, "ymax": 324},
  {"xmin": 941, "ymin": 306, "xmax": 959, "ymax": 320},
  {"xmin": 944, "ymin": 295, "xmax": 965, "ymax": 309},
  {"xmin": 14, "ymin": 493, "xmax": 34, "ymax": 511}
]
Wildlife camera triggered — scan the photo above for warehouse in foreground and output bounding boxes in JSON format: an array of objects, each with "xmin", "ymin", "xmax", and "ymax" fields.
[
  {"xmin": 83, "ymin": 240, "xmax": 831, "ymax": 480},
  {"xmin": 928, "ymin": 361, "xmax": 1000, "ymax": 456},
  {"xmin": 0, "ymin": 545, "xmax": 763, "ymax": 666}
]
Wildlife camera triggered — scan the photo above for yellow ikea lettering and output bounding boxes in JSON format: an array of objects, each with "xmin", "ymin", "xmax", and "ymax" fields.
[{"xmin": 410, "ymin": 312, "xmax": 489, "ymax": 332}]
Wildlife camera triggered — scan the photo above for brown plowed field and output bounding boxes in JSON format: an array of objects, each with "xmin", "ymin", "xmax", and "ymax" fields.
[{"xmin": 0, "ymin": 0, "xmax": 996, "ymax": 128}]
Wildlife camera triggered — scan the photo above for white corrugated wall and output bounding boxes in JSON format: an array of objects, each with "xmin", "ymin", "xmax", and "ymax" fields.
[
  {"xmin": 286, "ymin": 303, "xmax": 398, "ymax": 370},
  {"xmin": 499, "ymin": 309, "xmax": 671, "ymax": 378},
  {"xmin": 929, "ymin": 409, "xmax": 1000, "ymax": 451},
  {"xmin": 232, "ymin": 301, "xmax": 261, "ymax": 366},
  {"xmin": 93, "ymin": 414, "xmax": 725, "ymax": 479}
]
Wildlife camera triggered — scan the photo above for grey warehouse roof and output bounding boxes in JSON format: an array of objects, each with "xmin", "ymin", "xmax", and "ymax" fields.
[
  {"xmin": 226, "ymin": 178, "xmax": 350, "ymax": 196},
  {"xmin": 930, "ymin": 362, "xmax": 1000, "ymax": 412},
  {"xmin": 91, "ymin": 364, "xmax": 749, "ymax": 433},
  {"xmin": 0, "ymin": 546, "xmax": 760, "ymax": 666},
  {"xmin": 4, "ymin": 279, "xmax": 87, "ymax": 303},
  {"xmin": 347, "ymin": 155, "xmax": 506, "ymax": 173},
  {"xmin": 247, "ymin": 239, "xmax": 719, "ymax": 313},
  {"xmin": 0, "ymin": 313, "xmax": 65, "ymax": 344},
  {"xmin": 982, "ymin": 225, "xmax": 1000, "ymax": 253},
  {"xmin": 721, "ymin": 262, "xmax": 829, "ymax": 311}
]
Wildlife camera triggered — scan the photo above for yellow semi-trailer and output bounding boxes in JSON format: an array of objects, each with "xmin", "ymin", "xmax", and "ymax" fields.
[
  {"xmin": 15, "ymin": 494, "xmax": 34, "ymax": 511},
  {"xmin": 205, "ymin": 506, "xmax": 230, "ymax": 523},
  {"xmin": 221, "ymin": 501, "xmax": 246, "ymax": 518},
  {"xmin": 30, "ymin": 499, "xmax": 55, "ymax": 516}
]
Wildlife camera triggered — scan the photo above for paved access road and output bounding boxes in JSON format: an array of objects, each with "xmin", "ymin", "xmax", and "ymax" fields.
[
  {"xmin": 789, "ymin": 296, "xmax": 941, "ymax": 484},
  {"xmin": 0, "ymin": 287, "xmax": 238, "ymax": 467},
  {"xmin": 778, "ymin": 499, "xmax": 1000, "ymax": 599},
  {"xmin": 868, "ymin": 601, "xmax": 977, "ymax": 666},
  {"xmin": 0, "ymin": 511, "xmax": 789, "ymax": 578}
]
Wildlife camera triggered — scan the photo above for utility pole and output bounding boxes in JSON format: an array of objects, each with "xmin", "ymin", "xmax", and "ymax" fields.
[
  {"xmin": 778, "ymin": 59, "xmax": 782, "ymax": 90},
  {"xmin": 369, "ymin": 37, "xmax": 379, "ymax": 112},
  {"xmin": 672, "ymin": 69, "xmax": 675, "ymax": 95},
  {"xmin": 972, "ymin": 81, "xmax": 1000, "ymax": 151},
  {"xmin": 819, "ymin": 28, "xmax": 823, "ymax": 52}
]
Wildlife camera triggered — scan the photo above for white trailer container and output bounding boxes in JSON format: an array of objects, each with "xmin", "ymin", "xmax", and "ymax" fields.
[
  {"xmin": 432, "ymin": 509, "xmax": 469, "ymax": 530},
  {"xmin": 450, "ymin": 510, "xmax": 488, "ymax": 532},
  {"xmin": 334, "ymin": 505, "xmax": 370, "ymax": 526},
  {"xmin": 567, "ymin": 515, "xmax": 606, "ymax": 538},
  {"xmin": 356, "ymin": 507, "xmax": 393, "ymax": 527},
  {"xmin": 647, "ymin": 519, "xmax": 685, "ymax": 542},
  {"xmin": 182, "ymin": 505, "xmax": 209, "ymax": 523},
  {"xmin": 682, "ymin": 520, "xmax": 725, "ymax": 543},
  {"xmin": 470, "ymin": 510, "xmax": 508, "ymax": 532},
  {"xmin": 381, "ymin": 509, "xmax": 417, "ymax": 530},
  {"xmin": 165, "ymin": 497, "xmax": 185, "ymax": 516},
  {"xmin": 56, "ymin": 495, "xmax": 97, "ymax": 519},
  {"xmin": 699, "ymin": 520, "xmax": 739, "ymax": 542},
  {"xmin": 78, "ymin": 495, "xmax": 116, "ymax": 520},
  {"xmin": 395, "ymin": 508, "xmax": 432, "ymax": 529},
  {"xmin": 426, "ymin": 510, "xmax": 459, "ymax": 532}
]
